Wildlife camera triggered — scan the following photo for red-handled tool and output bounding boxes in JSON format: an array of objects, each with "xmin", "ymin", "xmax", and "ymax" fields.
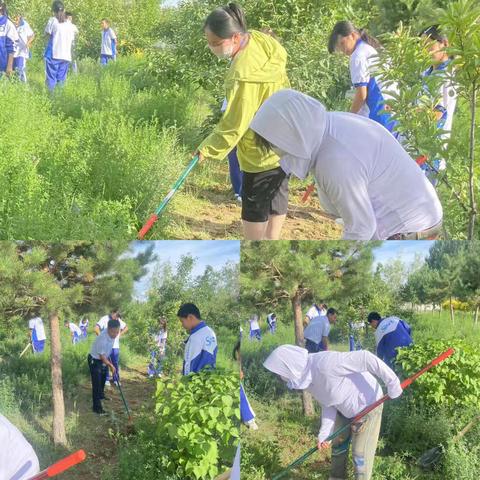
[
  {"xmin": 272, "ymin": 348, "xmax": 455, "ymax": 480},
  {"xmin": 26, "ymin": 450, "xmax": 87, "ymax": 480}
]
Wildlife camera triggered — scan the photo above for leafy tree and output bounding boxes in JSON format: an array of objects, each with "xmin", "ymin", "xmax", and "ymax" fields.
[{"xmin": 240, "ymin": 240, "xmax": 379, "ymax": 414}]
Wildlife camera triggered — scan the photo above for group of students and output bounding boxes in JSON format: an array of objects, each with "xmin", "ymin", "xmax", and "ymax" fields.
[
  {"xmin": 0, "ymin": 0, "xmax": 117, "ymax": 89},
  {"xmin": 196, "ymin": 3, "xmax": 456, "ymax": 241},
  {"xmin": 87, "ymin": 303, "xmax": 218, "ymax": 415},
  {"xmin": 245, "ymin": 312, "xmax": 277, "ymax": 340},
  {"xmin": 258, "ymin": 306, "xmax": 414, "ymax": 479}
]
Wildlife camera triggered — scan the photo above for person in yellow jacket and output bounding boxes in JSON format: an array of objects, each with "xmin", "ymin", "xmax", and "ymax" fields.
[{"xmin": 196, "ymin": 3, "xmax": 290, "ymax": 240}]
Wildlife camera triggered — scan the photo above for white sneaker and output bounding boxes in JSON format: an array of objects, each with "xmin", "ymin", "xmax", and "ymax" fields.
[
  {"xmin": 114, "ymin": 381, "xmax": 121, "ymax": 387},
  {"xmin": 246, "ymin": 419, "xmax": 258, "ymax": 430},
  {"xmin": 148, "ymin": 374, "xmax": 154, "ymax": 378},
  {"xmin": 235, "ymin": 194, "xmax": 242, "ymax": 204},
  {"xmin": 157, "ymin": 373, "xmax": 163, "ymax": 378},
  {"xmin": 105, "ymin": 380, "xmax": 111, "ymax": 387}
]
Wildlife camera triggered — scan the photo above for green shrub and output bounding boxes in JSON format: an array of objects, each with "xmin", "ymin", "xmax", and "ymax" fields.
[
  {"xmin": 116, "ymin": 370, "xmax": 239, "ymax": 480},
  {"xmin": 396, "ymin": 340, "xmax": 480, "ymax": 409}
]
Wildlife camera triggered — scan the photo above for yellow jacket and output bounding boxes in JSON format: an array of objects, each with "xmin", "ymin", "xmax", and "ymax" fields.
[{"xmin": 199, "ymin": 30, "xmax": 290, "ymax": 173}]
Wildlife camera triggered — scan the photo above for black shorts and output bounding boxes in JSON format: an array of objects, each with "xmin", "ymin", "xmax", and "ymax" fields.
[{"xmin": 241, "ymin": 167, "xmax": 289, "ymax": 222}]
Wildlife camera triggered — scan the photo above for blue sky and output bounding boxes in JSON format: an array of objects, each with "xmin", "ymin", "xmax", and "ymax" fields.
[
  {"xmin": 372, "ymin": 241, "xmax": 434, "ymax": 270},
  {"xmin": 128, "ymin": 241, "xmax": 240, "ymax": 299},
  {"xmin": 128, "ymin": 240, "xmax": 433, "ymax": 299}
]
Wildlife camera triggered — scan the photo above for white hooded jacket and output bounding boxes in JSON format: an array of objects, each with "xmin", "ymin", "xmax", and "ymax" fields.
[
  {"xmin": 250, "ymin": 89, "xmax": 443, "ymax": 240},
  {"xmin": 263, "ymin": 345, "xmax": 402, "ymax": 441}
]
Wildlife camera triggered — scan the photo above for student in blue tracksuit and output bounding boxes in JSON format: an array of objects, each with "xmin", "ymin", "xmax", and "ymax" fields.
[
  {"xmin": 234, "ymin": 341, "xmax": 258, "ymax": 430},
  {"xmin": 100, "ymin": 19, "xmax": 117, "ymax": 65},
  {"xmin": 328, "ymin": 21, "xmax": 398, "ymax": 136},
  {"xmin": 221, "ymin": 99, "xmax": 243, "ymax": 203},
  {"xmin": 79, "ymin": 317, "xmax": 89, "ymax": 339},
  {"xmin": 148, "ymin": 318, "xmax": 167, "ymax": 378},
  {"xmin": 28, "ymin": 315, "xmax": 47, "ymax": 354},
  {"xmin": 420, "ymin": 25, "xmax": 458, "ymax": 184},
  {"xmin": 0, "ymin": 1, "xmax": 19, "ymax": 77},
  {"xmin": 266, "ymin": 313, "xmax": 277, "ymax": 334},
  {"xmin": 44, "ymin": 1, "xmax": 77, "ymax": 91},
  {"xmin": 178, "ymin": 303, "xmax": 217, "ymax": 375},
  {"xmin": 64, "ymin": 320, "xmax": 82, "ymax": 345},
  {"xmin": 13, "ymin": 14, "xmax": 34, "ymax": 82},
  {"xmin": 367, "ymin": 312, "xmax": 413, "ymax": 368},
  {"xmin": 249, "ymin": 314, "xmax": 261, "ymax": 341}
]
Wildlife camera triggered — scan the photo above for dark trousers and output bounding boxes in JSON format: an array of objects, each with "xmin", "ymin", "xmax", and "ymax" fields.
[
  {"xmin": 305, "ymin": 338, "xmax": 324, "ymax": 354},
  {"xmin": 88, "ymin": 354, "xmax": 107, "ymax": 411}
]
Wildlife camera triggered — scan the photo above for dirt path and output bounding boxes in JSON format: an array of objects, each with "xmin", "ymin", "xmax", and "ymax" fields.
[
  {"xmin": 159, "ymin": 162, "xmax": 343, "ymax": 240},
  {"xmin": 59, "ymin": 361, "xmax": 155, "ymax": 479}
]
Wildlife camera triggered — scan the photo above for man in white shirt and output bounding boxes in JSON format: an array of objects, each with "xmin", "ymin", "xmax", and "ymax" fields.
[
  {"xmin": 264, "ymin": 346, "xmax": 402, "ymax": 480},
  {"xmin": 250, "ymin": 89, "xmax": 443, "ymax": 240},
  {"xmin": 88, "ymin": 318, "xmax": 120, "ymax": 414},
  {"xmin": 303, "ymin": 307, "xmax": 337, "ymax": 353},
  {"xmin": 95, "ymin": 309, "xmax": 127, "ymax": 386},
  {"xmin": 28, "ymin": 315, "xmax": 47, "ymax": 354},
  {"xmin": 0, "ymin": 413, "xmax": 40, "ymax": 480},
  {"xmin": 13, "ymin": 15, "xmax": 34, "ymax": 82}
]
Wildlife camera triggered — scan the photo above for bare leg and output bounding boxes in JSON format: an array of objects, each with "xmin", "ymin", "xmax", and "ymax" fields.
[
  {"xmin": 243, "ymin": 220, "xmax": 268, "ymax": 240},
  {"xmin": 265, "ymin": 214, "xmax": 286, "ymax": 240}
]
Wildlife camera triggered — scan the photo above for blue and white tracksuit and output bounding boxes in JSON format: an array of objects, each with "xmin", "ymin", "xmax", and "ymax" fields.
[
  {"xmin": 374, "ymin": 316, "xmax": 413, "ymax": 368},
  {"xmin": 183, "ymin": 322, "xmax": 217, "ymax": 375},
  {"xmin": 240, "ymin": 383, "xmax": 255, "ymax": 423},
  {"xmin": 421, "ymin": 59, "xmax": 458, "ymax": 182},
  {"xmin": 350, "ymin": 39, "xmax": 398, "ymax": 136},
  {"xmin": 100, "ymin": 28, "xmax": 117, "ymax": 65},
  {"xmin": 0, "ymin": 15, "xmax": 18, "ymax": 74}
]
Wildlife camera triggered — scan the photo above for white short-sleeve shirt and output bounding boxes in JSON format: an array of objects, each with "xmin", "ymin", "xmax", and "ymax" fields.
[
  {"xmin": 90, "ymin": 330, "xmax": 115, "ymax": 360},
  {"xmin": 14, "ymin": 20, "xmax": 34, "ymax": 59},
  {"xmin": 29, "ymin": 317, "xmax": 46, "ymax": 341},
  {"xmin": 50, "ymin": 21, "xmax": 76, "ymax": 61},
  {"xmin": 68, "ymin": 322, "xmax": 82, "ymax": 336},
  {"xmin": 303, "ymin": 315, "xmax": 331, "ymax": 344},
  {"xmin": 101, "ymin": 28, "xmax": 117, "ymax": 56}
]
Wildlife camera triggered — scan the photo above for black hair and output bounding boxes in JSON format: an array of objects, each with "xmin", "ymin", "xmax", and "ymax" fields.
[
  {"xmin": 110, "ymin": 308, "xmax": 119, "ymax": 315},
  {"xmin": 204, "ymin": 2, "xmax": 247, "ymax": 39},
  {"xmin": 65, "ymin": 11, "xmax": 73, "ymax": 17},
  {"xmin": 107, "ymin": 319, "xmax": 120, "ymax": 329},
  {"xmin": 101, "ymin": 18, "xmax": 110, "ymax": 24},
  {"xmin": 421, "ymin": 25, "xmax": 448, "ymax": 43},
  {"xmin": 367, "ymin": 311, "xmax": 382, "ymax": 323},
  {"xmin": 53, "ymin": 1, "xmax": 66, "ymax": 23},
  {"xmin": 327, "ymin": 307, "xmax": 337, "ymax": 316},
  {"xmin": 0, "ymin": 1, "xmax": 7, "ymax": 15},
  {"xmin": 232, "ymin": 340, "xmax": 241, "ymax": 361},
  {"xmin": 328, "ymin": 21, "xmax": 381, "ymax": 54},
  {"xmin": 177, "ymin": 303, "xmax": 201, "ymax": 320}
]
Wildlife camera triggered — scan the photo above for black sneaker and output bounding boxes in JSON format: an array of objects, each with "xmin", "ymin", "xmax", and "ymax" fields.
[{"xmin": 93, "ymin": 408, "xmax": 108, "ymax": 416}]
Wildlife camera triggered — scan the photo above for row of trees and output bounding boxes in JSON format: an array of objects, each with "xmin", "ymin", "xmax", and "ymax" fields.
[{"xmin": 402, "ymin": 241, "xmax": 480, "ymax": 323}]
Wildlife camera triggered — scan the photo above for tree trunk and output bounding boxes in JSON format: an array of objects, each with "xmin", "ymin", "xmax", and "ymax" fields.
[
  {"xmin": 50, "ymin": 311, "xmax": 67, "ymax": 446},
  {"xmin": 474, "ymin": 305, "xmax": 479, "ymax": 326},
  {"xmin": 449, "ymin": 297, "xmax": 455, "ymax": 325},
  {"xmin": 468, "ymin": 82, "xmax": 477, "ymax": 239},
  {"xmin": 292, "ymin": 292, "xmax": 314, "ymax": 417}
]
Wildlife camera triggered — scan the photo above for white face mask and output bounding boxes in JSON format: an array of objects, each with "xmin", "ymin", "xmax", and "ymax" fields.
[{"xmin": 210, "ymin": 42, "xmax": 235, "ymax": 60}]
